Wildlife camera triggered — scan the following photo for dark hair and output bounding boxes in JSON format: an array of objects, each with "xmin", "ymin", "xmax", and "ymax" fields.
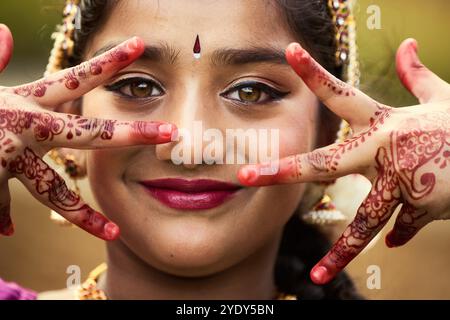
[{"xmin": 68, "ymin": 0, "xmax": 361, "ymax": 299}]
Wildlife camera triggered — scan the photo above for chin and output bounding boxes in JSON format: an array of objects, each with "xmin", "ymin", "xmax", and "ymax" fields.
[{"xmin": 126, "ymin": 218, "xmax": 246, "ymax": 277}]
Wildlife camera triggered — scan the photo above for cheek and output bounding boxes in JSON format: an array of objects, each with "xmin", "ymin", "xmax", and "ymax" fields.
[
  {"xmin": 277, "ymin": 101, "xmax": 318, "ymax": 158},
  {"xmin": 86, "ymin": 149, "xmax": 121, "ymax": 183},
  {"xmin": 85, "ymin": 149, "xmax": 130, "ymax": 218}
]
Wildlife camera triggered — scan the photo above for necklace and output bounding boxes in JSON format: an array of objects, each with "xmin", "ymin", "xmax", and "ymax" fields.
[{"xmin": 78, "ymin": 263, "xmax": 297, "ymax": 300}]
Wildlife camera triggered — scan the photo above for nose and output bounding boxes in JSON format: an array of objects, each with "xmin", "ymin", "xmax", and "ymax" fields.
[{"xmin": 155, "ymin": 85, "xmax": 212, "ymax": 170}]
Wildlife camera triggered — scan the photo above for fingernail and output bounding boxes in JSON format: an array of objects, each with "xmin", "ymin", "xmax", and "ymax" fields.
[
  {"xmin": 310, "ymin": 265, "xmax": 329, "ymax": 285},
  {"xmin": 385, "ymin": 230, "xmax": 403, "ymax": 248},
  {"xmin": 158, "ymin": 123, "xmax": 174, "ymax": 137},
  {"xmin": 289, "ymin": 43, "xmax": 302, "ymax": 55},
  {"xmin": 128, "ymin": 36, "xmax": 144, "ymax": 51},
  {"xmin": 0, "ymin": 223, "xmax": 14, "ymax": 236},
  {"xmin": 104, "ymin": 222, "xmax": 120, "ymax": 240},
  {"xmin": 409, "ymin": 39, "xmax": 418, "ymax": 53},
  {"xmin": 259, "ymin": 162, "xmax": 279, "ymax": 176},
  {"xmin": 240, "ymin": 167, "xmax": 258, "ymax": 184},
  {"xmin": 170, "ymin": 128, "xmax": 179, "ymax": 142},
  {"xmin": 289, "ymin": 43, "xmax": 305, "ymax": 63}
]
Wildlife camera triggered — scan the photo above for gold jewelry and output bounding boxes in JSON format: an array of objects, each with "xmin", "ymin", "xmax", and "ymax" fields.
[
  {"xmin": 328, "ymin": 0, "xmax": 360, "ymax": 143},
  {"xmin": 78, "ymin": 263, "xmax": 297, "ymax": 300},
  {"xmin": 303, "ymin": 194, "xmax": 346, "ymax": 225},
  {"xmin": 304, "ymin": 0, "xmax": 361, "ymax": 225},
  {"xmin": 45, "ymin": 0, "xmax": 80, "ymax": 77},
  {"xmin": 78, "ymin": 263, "xmax": 108, "ymax": 300}
]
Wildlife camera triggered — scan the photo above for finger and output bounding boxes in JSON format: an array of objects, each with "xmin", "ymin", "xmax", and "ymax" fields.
[
  {"xmin": 0, "ymin": 182, "xmax": 13, "ymax": 236},
  {"xmin": 396, "ymin": 38, "xmax": 450, "ymax": 104},
  {"xmin": 0, "ymin": 24, "xmax": 13, "ymax": 73},
  {"xmin": 310, "ymin": 177, "xmax": 401, "ymax": 285},
  {"xmin": 26, "ymin": 110, "xmax": 177, "ymax": 148},
  {"xmin": 8, "ymin": 147, "xmax": 119, "ymax": 241},
  {"xmin": 237, "ymin": 132, "xmax": 374, "ymax": 186},
  {"xmin": 385, "ymin": 201, "xmax": 429, "ymax": 248},
  {"xmin": 286, "ymin": 42, "xmax": 380, "ymax": 126},
  {"xmin": 9, "ymin": 37, "xmax": 145, "ymax": 107}
]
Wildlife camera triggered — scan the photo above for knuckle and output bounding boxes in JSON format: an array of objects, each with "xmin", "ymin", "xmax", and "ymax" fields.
[
  {"xmin": 85, "ymin": 118, "xmax": 105, "ymax": 140},
  {"xmin": 305, "ymin": 149, "xmax": 331, "ymax": 175},
  {"xmin": 48, "ymin": 175, "xmax": 70, "ymax": 201},
  {"xmin": 352, "ymin": 213, "xmax": 373, "ymax": 235}
]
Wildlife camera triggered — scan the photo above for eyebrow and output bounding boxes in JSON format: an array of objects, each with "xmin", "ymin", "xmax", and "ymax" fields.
[
  {"xmin": 92, "ymin": 42, "xmax": 288, "ymax": 66},
  {"xmin": 92, "ymin": 42, "xmax": 181, "ymax": 64},
  {"xmin": 210, "ymin": 47, "xmax": 288, "ymax": 66}
]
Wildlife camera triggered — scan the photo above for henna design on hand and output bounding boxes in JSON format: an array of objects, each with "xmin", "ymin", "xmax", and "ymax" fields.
[
  {"xmin": 326, "ymin": 146, "xmax": 401, "ymax": 269},
  {"xmin": 317, "ymin": 70, "xmax": 356, "ymax": 97},
  {"xmin": 392, "ymin": 112, "xmax": 450, "ymax": 199},
  {"xmin": 0, "ymin": 109, "xmax": 119, "ymax": 233},
  {"xmin": 0, "ymin": 109, "xmax": 116, "ymax": 147},
  {"xmin": 307, "ymin": 104, "xmax": 391, "ymax": 173},
  {"xmin": 65, "ymin": 115, "xmax": 116, "ymax": 140},
  {"xmin": 386, "ymin": 201, "xmax": 427, "ymax": 247},
  {"xmin": 317, "ymin": 110, "xmax": 450, "ymax": 279},
  {"xmin": 8, "ymin": 147, "xmax": 82, "ymax": 211},
  {"xmin": 12, "ymin": 44, "xmax": 130, "ymax": 98},
  {"xmin": 304, "ymin": 50, "xmax": 356, "ymax": 97},
  {"xmin": 0, "ymin": 203, "xmax": 13, "ymax": 236},
  {"xmin": 6, "ymin": 147, "xmax": 115, "ymax": 237},
  {"xmin": 283, "ymin": 155, "xmax": 302, "ymax": 180}
]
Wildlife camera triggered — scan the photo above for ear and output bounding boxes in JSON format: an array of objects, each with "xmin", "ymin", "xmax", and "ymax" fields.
[{"xmin": 53, "ymin": 98, "xmax": 87, "ymax": 177}]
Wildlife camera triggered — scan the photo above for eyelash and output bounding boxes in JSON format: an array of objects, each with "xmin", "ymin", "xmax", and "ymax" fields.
[
  {"xmin": 104, "ymin": 77, "xmax": 290, "ymax": 105},
  {"xmin": 104, "ymin": 77, "xmax": 164, "ymax": 100},
  {"xmin": 220, "ymin": 80, "xmax": 290, "ymax": 105}
]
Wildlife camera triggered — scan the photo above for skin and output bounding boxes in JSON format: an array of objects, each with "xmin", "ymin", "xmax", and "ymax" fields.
[
  {"xmin": 81, "ymin": 1, "xmax": 314, "ymax": 299},
  {"xmin": 1, "ymin": 0, "xmax": 448, "ymax": 298},
  {"xmin": 240, "ymin": 40, "xmax": 450, "ymax": 284},
  {"xmin": 0, "ymin": 28, "xmax": 177, "ymax": 240}
]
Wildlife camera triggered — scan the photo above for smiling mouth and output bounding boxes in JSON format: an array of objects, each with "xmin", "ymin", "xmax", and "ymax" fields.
[{"xmin": 139, "ymin": 178, "xmax": 243, "ymax": 210}]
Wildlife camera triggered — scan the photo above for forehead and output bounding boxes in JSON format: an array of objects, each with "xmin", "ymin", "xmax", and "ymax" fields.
[{"xmin": 89, "ymin": 0, "xmax": 296, "ymax": 56}]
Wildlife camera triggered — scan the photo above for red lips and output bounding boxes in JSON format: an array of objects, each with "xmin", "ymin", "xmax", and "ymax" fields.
[{"xmin": 139, "ymin": 178, "xmax": 241, "ymax": 210}]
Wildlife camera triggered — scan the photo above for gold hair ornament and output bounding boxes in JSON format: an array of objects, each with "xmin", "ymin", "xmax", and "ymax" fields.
[{"xmin": 302, "ymin": 0, "xmax": 361, "ymax": 225}]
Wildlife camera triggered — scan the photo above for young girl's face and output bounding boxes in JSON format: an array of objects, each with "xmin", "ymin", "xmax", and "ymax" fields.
[{"xmin": 82, "ymin": 0, "xmax": 319, "ymax": 276}]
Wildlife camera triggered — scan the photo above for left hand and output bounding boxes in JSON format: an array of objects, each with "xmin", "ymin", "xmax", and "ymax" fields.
[{"xmin": 237, "ymin": 38, "xmax": 450, "ymax": 285}]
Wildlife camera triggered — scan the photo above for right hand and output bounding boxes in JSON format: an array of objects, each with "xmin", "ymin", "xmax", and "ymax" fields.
[{"xmin": 0, "ymin": 24, "xmax": 177, "ymax": 241}]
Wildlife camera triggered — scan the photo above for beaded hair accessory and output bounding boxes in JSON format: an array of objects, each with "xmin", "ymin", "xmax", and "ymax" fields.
[
  {"xmin": 302, "ymin": 0, "xmax": 361, "ymax": 225},
  {"xmin": 45, "ymin": 0, "xmax": 80, "ymax": 77}
]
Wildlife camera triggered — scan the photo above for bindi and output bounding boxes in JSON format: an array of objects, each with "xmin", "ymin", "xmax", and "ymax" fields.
[{"xmin": 193, "ymin": 34, "xmax": 201, "ymax": 59}]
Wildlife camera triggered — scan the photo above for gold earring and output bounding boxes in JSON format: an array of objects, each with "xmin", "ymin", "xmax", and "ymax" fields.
[
  {"xmin": 302, "ymin": 193, "xmax": 346, "ymax": 225},
  {"xmin": 47, "ymin": 149, "xmax": 83, "ymax": 227}
]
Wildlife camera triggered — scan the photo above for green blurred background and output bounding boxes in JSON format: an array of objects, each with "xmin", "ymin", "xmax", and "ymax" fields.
[{"xmin": 0, "ymin": 0, "xmax": 450, "ymax": 299}]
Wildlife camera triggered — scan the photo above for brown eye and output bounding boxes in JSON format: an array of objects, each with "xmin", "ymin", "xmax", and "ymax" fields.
[
  {"xmin": 238, "ymin": 86, "xmax": 261, "ymax": 102},
  {"xmin": 221, "ymin": 81, "xmax": 289, "ymax": 105},
  {"xmin": 105, "ymin": 77, "xmax": 164, "ymax": 99},
  {"xmin": 130, "ymin": 82, "xmax": 153, "ymax": 98}
]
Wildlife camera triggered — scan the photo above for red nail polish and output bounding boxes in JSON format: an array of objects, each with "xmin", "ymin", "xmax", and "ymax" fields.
[
  {"xmin": 385, "ymin": 231, "xmax": 395, "ymax": 248},
  {"xmin": 170, "ymin": 128, "xmax": 179, "ymax": 142},
  {"xmin": 0, "ymin": 223, "xmax": 14, "ymax": 236},
  {"xmin": 104, "ymin": 222, "xmax": 119, "ymax": 240},
  {"xmin": 409, "ymin": 39, "xmax": 418, "ymax": 54},
  {"xmin": 310, "ymin": 265, "xmax": 329, "ymax": 285},
  {"xmin": 158, "ymin": 124, "xmax": 174, "ymax": 137},
  {"xmin": 242, "ymin": 168, "xmax": 258, "ymax": 184}
]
